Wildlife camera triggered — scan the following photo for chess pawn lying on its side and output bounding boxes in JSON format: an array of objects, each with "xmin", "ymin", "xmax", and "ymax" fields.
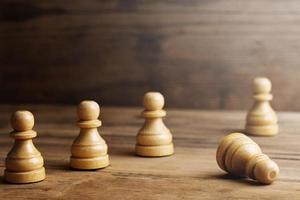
[
  {"xmin": 135, "ymin": 92, "xmax": 174, "ymax": 157},
  {"xmin": 216, "ymin": 132, "xmax": 279, "ymax": 184},
  {"xmin": 5, "ymin": 111, "xmax": 46, "ymax": 183},
  {"xmin": 245, "ymin": 77, "xmax": 278, "ymax": 136}
]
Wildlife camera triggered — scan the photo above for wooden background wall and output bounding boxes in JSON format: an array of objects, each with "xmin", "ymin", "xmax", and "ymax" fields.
[{"xmin": 1, "ymin": 0, "xmax": 300, "ymax": 110}]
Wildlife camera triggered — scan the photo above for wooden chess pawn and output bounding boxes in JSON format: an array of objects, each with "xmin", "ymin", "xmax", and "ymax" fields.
[
  {"xmin": 5, "ymin": 111, "xmax": 46, "ymax": 183},
  {"xmin": 245, "ymin": 77, "xmax": 278, "ymax": 136},
  {"xmin": 216, "ymin": 132, "xmax": 279, "ymax": 184},
  {"xmin": 135, "ymin": 92, "xmax": 174, "ymax": 157},
  {"xmin": 70, "ymin": 100, "xmax": 109, "ymax": 170}
]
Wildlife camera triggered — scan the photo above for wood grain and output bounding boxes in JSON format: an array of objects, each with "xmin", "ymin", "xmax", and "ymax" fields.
[
  {"xmin": 1, "ymin": 1, "xmax": 300, "ymax": 110},
  {"xmin": 0, "ymin": 105, "xmax": 299, "ymax": 199}
]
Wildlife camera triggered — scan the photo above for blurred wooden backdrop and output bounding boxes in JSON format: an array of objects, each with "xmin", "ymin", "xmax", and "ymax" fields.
[{"xmin": 1, "ymin": 0, "xmax": 300, "ymax": 110}]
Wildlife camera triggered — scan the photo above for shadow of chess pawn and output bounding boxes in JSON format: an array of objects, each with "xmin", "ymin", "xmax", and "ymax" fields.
[
  {"xmin": 135, "ymin": 92, "xmax": 174, "ymax": 157},
  {"xmin": 245, "ymin": 77, "xmax": 278, "ymax": 136},
  {"xmin": 5, "ymin": 111, "xmax": 46, "ymax": 183},
  {"xmin": 70, "ymin": 100, "xmax": 109, "ymax": 170}
]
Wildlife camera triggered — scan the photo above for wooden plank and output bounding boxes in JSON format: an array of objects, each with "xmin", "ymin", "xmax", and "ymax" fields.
[
  {"xmin": 1, "ymin": 1, "xmax": 300, "ymax": 109},
  {"xmin": 0, "ymin": 105, "xmax": 299, "ymax": 199}
]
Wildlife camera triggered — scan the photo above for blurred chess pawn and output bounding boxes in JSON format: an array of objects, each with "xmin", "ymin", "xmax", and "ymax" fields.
[
  {"xmin": 245, "ymin": 77, "xmax": 278, "ymax": 136},
  {"xmin": 70, "ymin": 100, "xmax": 109, "ymax": 170},
  {"xmin": 216, "ymin": 132, "xmax": 279, "ymax": 184},
  {"xmin": 135, "ymin": 92, "xmax": 174, "ymax": 157},
  {"xmin": 5, "ymin": 111, "xmax": 46, "ymax": 183}
]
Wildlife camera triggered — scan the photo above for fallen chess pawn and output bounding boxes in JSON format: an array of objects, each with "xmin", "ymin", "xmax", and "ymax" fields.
[{"xmin": 216, "ymin": 132, "xmax": 279, "ymax": 184}]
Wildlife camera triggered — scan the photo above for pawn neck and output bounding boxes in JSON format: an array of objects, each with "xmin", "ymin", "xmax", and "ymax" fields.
[
  {"xmin": 10, "ymin": 130, "xmax": 37, "ymax": 140},
  {"xmin": 77, "ymin": 119, "xmax": 102, "ymax": 129},
  {"xmin": 253, "ymin": 93, "xmax": 273, "ymax": 102},
  {"xmin": 142, "ymin": 110, "xmax": 166, "ymax": 118},
  {"xmin": 246, "ymin": 154, "xmax": 279, "ymax": 184}
]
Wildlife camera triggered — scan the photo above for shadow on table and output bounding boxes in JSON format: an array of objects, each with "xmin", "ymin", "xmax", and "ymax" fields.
[
  {"xmin": 208, "ymin": 173, "xmax": 267, "ymax": 186},
  {"xmin": 221, "ymin": 129, "xmax": 245, "ymax": 134},
  {"xmin": 44, "ymin": 159, "xmax": 70, "ymax": 171},
  {"xmin": 109, "ymin": 147, "xmax": 136, "ymax": 157}
]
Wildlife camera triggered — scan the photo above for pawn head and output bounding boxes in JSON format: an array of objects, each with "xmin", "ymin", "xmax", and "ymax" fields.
[
  {"xmin": 77, "ymin": 100, "xmax": 100, "ymax": 120},
  {"xmin": 143, "ymin": 92, "xmax": 165, "ymax": 111},
  {"xmin": 253, "ymin": 77, "xmax": 272, "ymax": 94},
  {"xmin": 11, "ymin": 110, "xmax": 34, "ymax": 131},
  {"xmin": 253, "ymin": 158, "xmax": 279, "ymax": 184}
]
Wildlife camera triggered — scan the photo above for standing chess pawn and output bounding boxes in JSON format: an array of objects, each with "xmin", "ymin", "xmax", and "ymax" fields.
[
  {"xmin": 5, "ymin": 111, "xmax": 46, "ymax": 183},
  {"xmin": 245, "ymin": 77, "xmax": 278, "ymax": 136},
  {"xmin": 70, "ymin": 100, "xmax": 109, "ymax": 170},
  {"xmin": 135, "ymin": 92, "xmax": 174, "ymax": 157},
  {"xmin": 216, "ymin": 132, "xmax": 279, "ymax": 184}
]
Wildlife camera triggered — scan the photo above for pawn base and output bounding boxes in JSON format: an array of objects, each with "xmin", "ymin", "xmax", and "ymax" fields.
[
  {"xmin": 245, "ymin": 124, "xmax": 278, "ymax": 136},
  {"xmin": 135, "ymin": 143, "xmax": 174, "ymax": 157},
  {"xmin": 4, "ymin": 167, "xmax": 46, "ymax": 184},
  {"xmin": 70, "ymin": 155, "xmax": 109, "ymax": 170}
]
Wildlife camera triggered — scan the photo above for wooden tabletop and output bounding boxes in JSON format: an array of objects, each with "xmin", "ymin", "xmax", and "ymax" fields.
[{"xmin": 0, "ymin": 105, "xmax": 299, "ymax": 199}]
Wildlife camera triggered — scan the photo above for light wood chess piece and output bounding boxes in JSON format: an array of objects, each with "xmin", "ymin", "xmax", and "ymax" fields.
[
  {"xmin": 245, "ymin": 77, "xmax": 278, "ymax": 136},
  {"xmin": 135, "ymin": 92, "xmax": 174, "ymax": 157},
  {"xmin": 70, "ymin": 100, "xmax": 109, "ymax": 170},
  {"xmin": 5, "ymin": 111, "xmax": 46, "ymax": 183},
  {"xmin": 216, "ymin": 132, "xmax": 279, "ymax": 184}
]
